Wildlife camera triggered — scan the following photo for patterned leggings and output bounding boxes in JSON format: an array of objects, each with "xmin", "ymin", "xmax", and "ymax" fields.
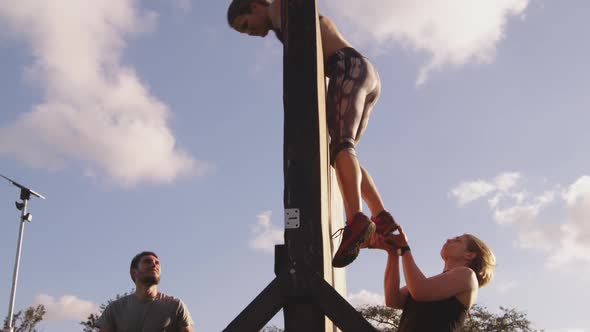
[{"xmin": 325, "ymin": 47, "xmax": 381, "ymax": 164}]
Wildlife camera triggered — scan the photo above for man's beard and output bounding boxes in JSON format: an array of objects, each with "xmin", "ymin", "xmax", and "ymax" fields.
[{"xmin": 139, "ymin": 274, "xmax": 160, "ymax": 286}]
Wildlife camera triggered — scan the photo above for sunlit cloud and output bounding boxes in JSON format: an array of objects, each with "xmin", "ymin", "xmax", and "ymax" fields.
[
  {"xmin": 450, "ymin": 172, "xmax": 520, "ymax": 206},
  {"xmin": 34, "ymin": 294, "xmax": 98, "ymax": 321},
  {"xmin": 453, "ymin": 173, "xmax": 590, "ymax": 274},
  {"xmin": 494, "ymin": 191, "xmax": 556, "ymax": 225},
  {"xmin": 348, "ymin": 289, "xmax": 384, "ymax": 307},
  {"xmin": 546, "ymin": 176, "xmax": 590, "ymax": 267},
  {"xmin": 451, "ymin": 180, "xmax": 496, "ymax": 206},
  {"xmin": 324, "ymin": 0, "xmax": 529, "ymax": 84},
  {"xmin": 0, "ymin": 0, "xmax": 207, "ymax": 186},
  {"xmin": 494, "ymin": 280, "xmax": 517, "ymax": 294},
  {"xmin": 515, "ymin": 226, "xmax": 553, "ymax": 252},
  {"xmin": 248, "ymin": 210, "xmax": 284, "ymax": 254},
  {"xmin": 562, "ymin": 176, "xmax": 590, "ymax": 244}
]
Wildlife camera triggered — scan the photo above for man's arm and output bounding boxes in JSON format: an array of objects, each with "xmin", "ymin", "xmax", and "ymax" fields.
[
  {"xmin": 177, "ymin": 299, "xmax": 194, "ymax": 332},
  {"xmin": 96, "ymin": 303, "xmax": 115, "ymax": 332}
]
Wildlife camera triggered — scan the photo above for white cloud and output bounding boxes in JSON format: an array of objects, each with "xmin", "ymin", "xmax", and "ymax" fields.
[
  {"xmin": 515, "ymin": 226, "xmax": 553, "ymax": 252},
  {"xmin": 536, "ymin": 177, "xmax": 590, "ymax": 268},
  {"xmin": 549, "ymin": 329, "xmax": 586, "ymax": 332},
  {"xmin": 454, "ymin": 173, "xmax": 590, "ymax": 275},
  {"xmin": 450, "ymin": 180, "xmax": 496, "ymax": 206},
  {"xmin": 324, "ymin": 0, "xmax": 529, "ymax": 84},
  {"xmin": 34, "ymin": 294, "xmax": 99, "ymax": 321},
  {"xmin": 174, "ymin": 0, "xmax": 192, "ymax": 11},
  {"xmin": 494, "ymin": 280, "xmax": 517, "ymax": 294},
  {"xmin": 562, "ymin": 176, "xmax": 590, "ymax": 243},
  {"xmin": 248, "ymin": 210, "xmax": 284, "ymax": 253},
  {"xmin": 546, "ymin": 223, "xmax": 590, "ymax": 269},
  {"xmin": 0, "ymin": 0, "xmax": 207, "ymax": 186},
  {"xmin": 494, "ymin": 172, "xmax": 521, "ymax": 192},
  {"xmin": 450, "ymin": 172, "xmax": 520, "ymax": 206},
  {"xmin": 348, "ymin": 289, "xmax": 384, "ymax": 307},
  {"xmin": 451, "ymin": 172, "xmax": 554, "ymax": 226},
  {"xmin": 494, "ymin": 191, "xmax": 555, "ymax": 225}
]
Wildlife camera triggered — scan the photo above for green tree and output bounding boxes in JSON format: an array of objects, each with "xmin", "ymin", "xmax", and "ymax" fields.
[
  {"xmin": 358, "ymin": 305, "xmax": 401, "ymax": 331},
  {"xmin": 3, "ymin": 305, "xmax": 46, "ymax": 332},
  {"xmin": 80, "ymin": 292, "xmax": 130, "ymax": 332},
  {"xmin": 462, "ymin": 304, "xmax": 540, "ymax": 332},
  {"xmin": 359, "ymin": 304, "xmax": 543, "ymax": 332}
]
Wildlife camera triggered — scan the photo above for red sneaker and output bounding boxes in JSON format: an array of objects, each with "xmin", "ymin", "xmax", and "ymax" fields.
[
  {"xmin": 332, "ymin": 212, "xmax": 376, "ymax": 268},
  {"xmin": 361, "ymin": 211, "xmax": 399, "ymax": 248},
  {"xmin": 360, "ymin": 231, "xmax": 379, "ymax": 249},
  {"xmin": 372, "ymin": 210, "xmax": 399, "ymax": 235}
]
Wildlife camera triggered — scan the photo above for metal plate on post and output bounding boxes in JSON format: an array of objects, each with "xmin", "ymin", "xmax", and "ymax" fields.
[{"xmin": 285, "ymin": 208, "xmax": 300, "ymax": 229}]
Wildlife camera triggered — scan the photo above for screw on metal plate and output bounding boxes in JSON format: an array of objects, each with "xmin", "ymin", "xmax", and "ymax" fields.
[{"xmin": 285, "ymin": 208, "xmax": 300, "ymax": 229}]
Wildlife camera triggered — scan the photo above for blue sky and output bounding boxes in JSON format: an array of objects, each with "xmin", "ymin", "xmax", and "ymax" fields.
[{"xmin": 0, "ymin": 0, "xmax": 588, "ymax": 331}]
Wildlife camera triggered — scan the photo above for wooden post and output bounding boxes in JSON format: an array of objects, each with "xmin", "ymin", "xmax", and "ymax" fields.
[
  {"xmin": 224, "ymin": 1, "xmax": 376, "ymax": 330},
  {"xmin": 281, "ymin": 0, "xmax": 328, "ymax": 330}
]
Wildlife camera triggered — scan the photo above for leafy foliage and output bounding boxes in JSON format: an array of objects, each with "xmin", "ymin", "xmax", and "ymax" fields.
[
  {"xmin": 243, "ymin": 304, "xmax": 542, "ymax": 332},
  {"xmin": 359, "ymin": 304, "xmax": 543, "ymax": 332},
  {"xmin": 357, "ymin": 305, "xmax": 401, "ymax": 331},
  {"xmin": 462, "ymin": 304, "xmax": 541, "ymax": 332},
  {"xmin": 3, "ymin": 305, "xmax": 46, "ymax": 332}
]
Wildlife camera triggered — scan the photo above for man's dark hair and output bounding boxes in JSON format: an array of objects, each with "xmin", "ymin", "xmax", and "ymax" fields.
[
  {"xmin": 227, "ymin": 0, "xmax": 269, "ymax": 26},
  {"xmin": 129, "ymin": 251, "xmax": 158, "ymax": 282}
]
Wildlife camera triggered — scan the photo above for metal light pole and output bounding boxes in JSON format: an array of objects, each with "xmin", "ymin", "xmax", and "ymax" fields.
[{"xmin": 1, "ymin": 174, "xmax": 45, "ymax": 332}]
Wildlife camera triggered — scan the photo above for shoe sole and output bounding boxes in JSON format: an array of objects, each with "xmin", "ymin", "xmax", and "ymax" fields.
[{"xmin": 332, "ymin": 221, "xmax": 376, "ymax": 268}]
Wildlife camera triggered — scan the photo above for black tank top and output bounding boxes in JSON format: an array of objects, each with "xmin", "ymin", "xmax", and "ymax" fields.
[{"xmin": 398, "ymin": 295, "xmax": 468, "ymax": 332}]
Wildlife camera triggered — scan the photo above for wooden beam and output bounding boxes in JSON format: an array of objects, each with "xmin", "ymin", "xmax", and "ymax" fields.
[
  {"xmin": 282, "ymin": 0, "xmax": 329, "ymax": 329},
  {"xmin": 223, "ymin": 276, "xmax": 285, "ymax": 332},
  {"xmin": 224, "ymin": 0, "xmax": 376, "ymax": 330}
]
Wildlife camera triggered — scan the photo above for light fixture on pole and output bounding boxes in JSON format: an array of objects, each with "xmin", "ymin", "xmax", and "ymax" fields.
[{"xmin": 1, "ymin": 174, "xmax": 45, "ymax": 332}]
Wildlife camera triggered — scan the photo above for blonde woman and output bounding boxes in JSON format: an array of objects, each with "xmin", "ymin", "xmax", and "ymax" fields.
[{"xmin": 374, "ymin": 226, "xmax": 496, "ymax": 331}]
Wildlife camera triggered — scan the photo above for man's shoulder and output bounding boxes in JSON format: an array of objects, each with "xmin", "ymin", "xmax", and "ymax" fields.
[
  {"xmin": 158, "ymin": 292, "xmax": 193, "ymax": 325},
  {"xmin": 156, "ymin": 292, "xmax": 184, "ymax": 304},
  {"xmin": 104, "ymin": 294, "xmax": 134, "ymax": 308}
]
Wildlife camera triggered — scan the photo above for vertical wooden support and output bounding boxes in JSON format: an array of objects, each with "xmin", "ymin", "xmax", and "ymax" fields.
[
  {"xmin": 282, "ymin": 0, "xmax": 326, "ymax": 330},
  {"xmin": 224, "ymin": 1, "xmax": 376, "ymax": 331}
]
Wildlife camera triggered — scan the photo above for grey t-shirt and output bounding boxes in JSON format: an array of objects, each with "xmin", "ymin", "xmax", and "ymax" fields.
[{"xmin": 97, "ymin": 292, "xmax": 193, "ymax": 332}]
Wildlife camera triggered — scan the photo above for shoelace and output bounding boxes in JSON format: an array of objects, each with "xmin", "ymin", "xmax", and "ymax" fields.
[{"xmin": 331, "ymin": 227, "xmax": 344, "ymax": 240}]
